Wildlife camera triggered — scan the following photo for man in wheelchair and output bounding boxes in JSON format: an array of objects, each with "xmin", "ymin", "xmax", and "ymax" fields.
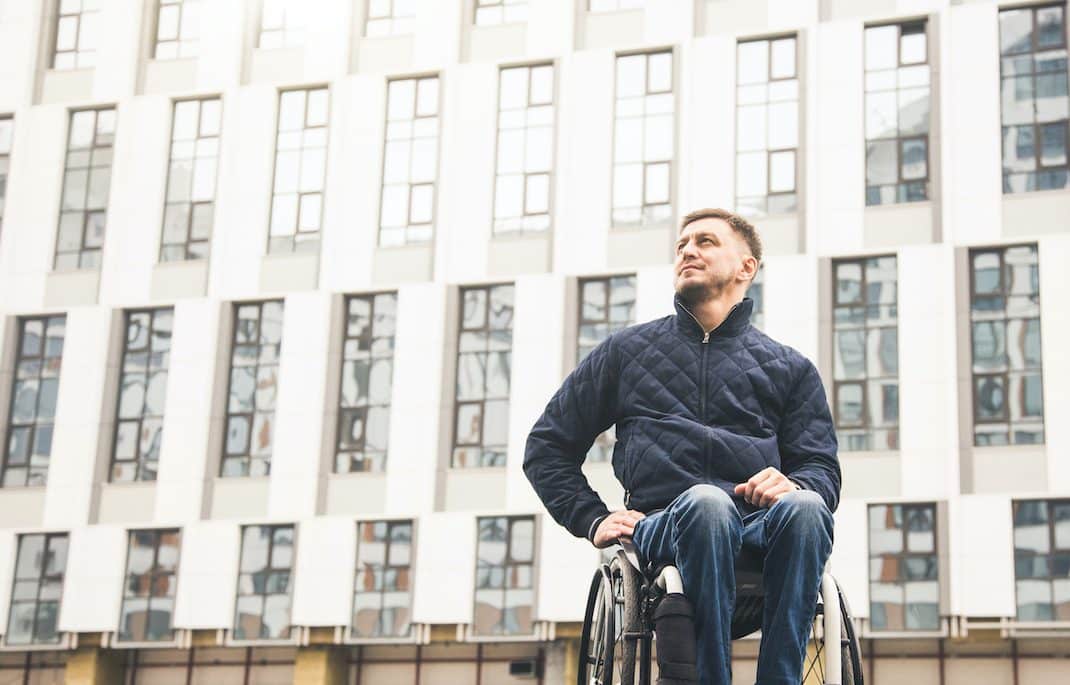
[{"xmin": 524, "ymin": 208, "xmax": 841, "ymax": 684}]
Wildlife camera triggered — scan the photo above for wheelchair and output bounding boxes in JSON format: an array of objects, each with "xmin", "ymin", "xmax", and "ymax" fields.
[{"xmin": 578, "ymin": 540, "xmax": 864, "ymax": 685}]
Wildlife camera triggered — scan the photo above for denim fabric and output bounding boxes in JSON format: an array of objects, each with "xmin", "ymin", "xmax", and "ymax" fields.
[{"xmin": 632, "ymin": 484, "xmax": 834, "ymax": 685}]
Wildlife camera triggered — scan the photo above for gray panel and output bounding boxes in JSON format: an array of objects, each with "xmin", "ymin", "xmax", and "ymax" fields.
[
  {"xmin": 259, "ymin": 252, "xmax": 320, "ymax": 293},
  {"xmin": 839, "ymin": 452, "xmax": 902, "ymax": 499},
  {"xmin": 324, "ymin": 473, "xmax": 388, "ymax": 515},
  {"xmin": 0, "ymin": 489, "xmax": 46, "ymax": 528},
  {"xmin": 443, "ymin": 469, "xmax": 507, "ymax": 511},
  {"xmin": 757, "ymin": 214, "xmax": 803, "ymax": 256},
  {"xmin": 209, "ymin": 477, "xmax": 270, "ymax": 519},
  {"xmin": 1002, "ymin": 193, "xmax": 1070, "ymax": 238},
  {"xmin": 151, "ymin": 260, "xmax": 209, "ymax": 301},
  {"xmin": 971, "ymin": 447, "xmax": 1047, "ymax": 493},
  {"xmin": 372, "ymin": 244, "xmax": 434, "ymax": 284},
  {"xmin": 96, "ymin": 483, "xmax": 157, "ymax": 525},
  {"xmin": 44, "ymin": 269, "xmax": 101, "ymax": 308},
  {"xmin": 863, "ymin": 203, "xmax": 936, "ymax": 249},
  {"xmin": 607, "ymin": 227, "xmax": 672, "ymax": 270},
  {"xmin": 39, "ymin": 69, "xmax": 94, "ymax": 105},
  {"xmin": 249, "ymin": 47, "xmax": 304, "ymax": 85},
  {"xmin": 355, "ymin": 36, "xmax": 414, "ymax": 73},
  {"xmin": 487, "ymin": 235, "xmax": 551, "ymax": 278},
  {"xmin": 142, "ymin": 58, "xmax": 198, "ymax": 96}
]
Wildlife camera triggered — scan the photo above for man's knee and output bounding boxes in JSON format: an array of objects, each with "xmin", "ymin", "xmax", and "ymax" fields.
[
  {"xmin": 674, "ymin": 484, "xmax": 739, "ymax": 527},
  {"xmin": 768, "ymin": 490, "xmax": 833, "ymax": 539}
]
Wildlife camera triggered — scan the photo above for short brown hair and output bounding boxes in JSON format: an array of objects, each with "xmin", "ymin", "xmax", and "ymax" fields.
[{"xmin": 680, "ymin": 208, "xmax": 762, "ymax": 264}]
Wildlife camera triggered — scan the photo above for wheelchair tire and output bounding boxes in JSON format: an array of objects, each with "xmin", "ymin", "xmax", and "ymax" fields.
[
  {"xmin": 802, "ymin": 579, "xmax": 864, "ymax": 685},
  {"xmin": 578, "ymin": 564, "xmax": 615, "ymax": 685},
  {"xmin": 613, "ymin": 555, "xmax": 643, "ymax": 685}
]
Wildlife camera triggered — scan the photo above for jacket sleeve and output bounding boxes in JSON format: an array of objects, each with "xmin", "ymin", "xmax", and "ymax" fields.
[
  {"xmin": 524, "ymin": 336, "xmax": 619, "ymax": 540},
  {"xmin": 777, "ymin": 357, "xmax": 842, "ymax": 513}
]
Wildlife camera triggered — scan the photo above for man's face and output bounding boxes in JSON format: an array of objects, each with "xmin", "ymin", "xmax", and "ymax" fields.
[{"xmin": 673, "ymin": 218, "xmax": 754, "ymax": 304}]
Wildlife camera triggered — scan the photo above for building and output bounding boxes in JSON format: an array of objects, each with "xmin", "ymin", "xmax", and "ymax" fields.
[{"xmin": 0, "ymin": 0, "xmax": 1068, "ymax": 683}]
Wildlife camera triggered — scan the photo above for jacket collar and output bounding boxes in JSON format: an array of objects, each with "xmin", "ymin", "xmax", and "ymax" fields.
[{"xmin": 673, "ymin": 296, "xmax": 753, "ymax": 340}]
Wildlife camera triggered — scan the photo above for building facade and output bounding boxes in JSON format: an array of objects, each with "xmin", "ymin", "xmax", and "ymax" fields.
[{"xmin": 0, "ymin": 0, "xmax": 1069, "ymax": 683}]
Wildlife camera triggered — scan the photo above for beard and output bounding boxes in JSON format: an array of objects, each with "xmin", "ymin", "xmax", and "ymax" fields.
[{"xmin": 674, "ymin": 270, "xmax": 733, "ymax": 306}]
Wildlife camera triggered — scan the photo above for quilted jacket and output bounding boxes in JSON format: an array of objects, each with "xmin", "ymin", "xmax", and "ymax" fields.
[{"xmin": 524, "ymin": 296, "xmax": 841, "ymax": 541}]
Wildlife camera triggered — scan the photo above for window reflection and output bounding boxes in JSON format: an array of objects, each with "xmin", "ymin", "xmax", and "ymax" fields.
[
  {"xmin": 868, "ymin": 503, "xmax": 939, "ymax": 631},
  {"xmin": 235, "ymin": 525, "xmax": 294, "ymax": 640},
  {"xmin": 5, "ymin": 534, "xmax": 68, "ymax": 645},
  {"xmin": 118, "ymin": 529, "xmax": 181, "ymax": 643},
  {"xmin": 352, "ymin": 520, "xmax": 413, "ymax": 638},
  {"xmin": 494, "ymin": 64, "xmax": 554, "ymax": 235},
  {"xmin": 1014, "ymin": 499, "xmax": 1070, "ymax": 620},
  {"xmin": 474, "ymin": 516, "xmax": 535, "ymax": 636},
  {"xmin": 380, "ymin": 76, "xmax": 439, "ymax": 246}
]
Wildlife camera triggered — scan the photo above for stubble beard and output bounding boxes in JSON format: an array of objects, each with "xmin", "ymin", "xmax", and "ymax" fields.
[{"xmin": 675, "ymin": 270, "xmax": 733, "ymax": 306}]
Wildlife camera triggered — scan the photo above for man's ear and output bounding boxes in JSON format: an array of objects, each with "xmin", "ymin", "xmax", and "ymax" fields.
[{"xmin": 739, "ymin": 255, "xmax": 758, "ymax": 282}]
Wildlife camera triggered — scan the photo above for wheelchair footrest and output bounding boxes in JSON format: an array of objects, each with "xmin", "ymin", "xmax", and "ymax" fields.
[{"xmin": 653, "ymin": 593, "xmax": 699, "ymax": 684}]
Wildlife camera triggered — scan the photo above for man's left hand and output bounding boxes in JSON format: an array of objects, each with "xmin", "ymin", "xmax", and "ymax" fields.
[{"xmin": 733, "ymin": 467, "xmax": 800, "ymax": 508}]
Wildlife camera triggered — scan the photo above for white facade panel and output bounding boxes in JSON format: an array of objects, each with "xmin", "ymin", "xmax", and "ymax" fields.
[
  {"xmin": 1039, "ymin": 236, "xmax": 1070, "ymax": 491},
  {"xmin": 762, "ymin": 254, "xmax": 818, "ymax": 360},
  {"xmin": 830, "ymin": 498, "xmax": 869, "ymax": 618},
  {"xmin": 535, "ymin": 514, "xmax": 594, "ymax": 623},
  {"xmin": 57, "ymin": 525, "xmax": 124, "ymax": 633},
  {"xmin": 0, "ymin": 530, "xmax": 15, "ymax": 634},
  {"xmin": 953, "ymin": 494, "xmax": 1015, "ymax": 617},
  {"xmin": 194, "ymin": 0, "xmax": 246, "ymax": 92},
  {"xmin": 0, "ymin": 1, "xmax": 40, "ymax": 110},
  {"xmin": 89, "ymin": 0, "xmax": 142, "ymax": 103},
  {"xmin": 681, "ymin": 37, "xmax": 736, "ymax": 213},
  {"xmin": 411, "ymin": 512, "xmax": 475, "ymax": 625},
  {"xmin": 526, "ymin": 0, "xmax": 575, "ymax": 59},
  {"xmin": 172, "ymin": 521, "xmax": 240, "ymax": 629},
  {"xmin": 290, "ymin": 516, "xmax": 355, "ymax": 627}
]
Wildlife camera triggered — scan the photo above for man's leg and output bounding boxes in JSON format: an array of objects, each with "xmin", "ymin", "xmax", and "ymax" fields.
[
  {"xmin": 749, "ymin": 490, "xmax": 834, "ymax": 685},
  {"xmin": 632, "ymin": 484, "xmax": 743, "ymax": 684}
]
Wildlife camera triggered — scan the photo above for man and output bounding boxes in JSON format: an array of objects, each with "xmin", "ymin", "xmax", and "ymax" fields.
[{"xmin": 524, "ymin": 208, "xmax": 840, "ymax": 684}]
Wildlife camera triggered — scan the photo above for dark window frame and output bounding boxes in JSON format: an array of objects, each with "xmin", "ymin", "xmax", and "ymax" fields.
[
  {"xmin": 159, "ymin": 96, "xmax": 222, "ymax": 262},
  {"xmin": 4, "ymin": 532, "xmax": 68, "ymax": 646},
  {"xmin": 116, "ymin": 528, "xmax": 182, "ymax": 643},
  {"xmin": 233, "ymin": 523, "xmax": 295, "ymax": 641},
  {"xmin": 54, "ymin": 106, "xmax": 116, "ymax": 270},
  {"xmin": 473, "ymin": 515, "xmax": 536, "ymax": 637},
  {"xmin": 153, "ymin": 0, "xmax": 198, "ymax": 60},
  {"xmin": 1012, "ymin": 497, "xmax": 1070, "ymax": 621},
  {"xmin": 0, "ymin": 114, "xmax": 12, "ymax": 236},
  {"xmin": 867, "ymin": 502, "xmax": 940, "ymax": 632},
  {"xmin": 351, "ymin": 519, "xmax": 414, "ymax": 639},
  {"xmin": 51, "ymin": 0, "xmax": 97, "ymax": 70}
]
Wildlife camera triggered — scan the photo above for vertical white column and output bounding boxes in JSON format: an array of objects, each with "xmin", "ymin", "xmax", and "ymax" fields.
[
  {"xmin": 1039, "ymin": 236, "xmax": 1070, "ymax": 490},
  {"xmin": 172, "ymin": 521, "xmax": 240, "ymax": 630},
  {"xmin": 291, "ymin": 516, "xmax": 355, "ymax": 627},
  {"xmin": 90, "ymin": 0, "xmax": 142, "ymax": 102},
  {"xmin": 56, "ymin": 526, "xmax": 125, "ymax": 634},
  {"xmin": 682, "ymin": 37, "xmax": 736, "ymax": 213}
]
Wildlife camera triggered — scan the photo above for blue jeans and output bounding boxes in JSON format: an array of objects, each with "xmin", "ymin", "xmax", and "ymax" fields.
[{"xmin": 632, "ymin": 484, "xmax": 833, "ymax": 685}]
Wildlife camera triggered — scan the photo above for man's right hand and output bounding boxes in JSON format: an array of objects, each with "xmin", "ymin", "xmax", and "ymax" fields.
[{"xmin": 592, "ymin": 510, "xmax": 646, "ymax": 549}]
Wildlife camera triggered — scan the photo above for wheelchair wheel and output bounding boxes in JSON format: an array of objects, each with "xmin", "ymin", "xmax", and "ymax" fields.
[
  {"xmin": 801, "ymin": 579, "xmax": 864, "ymax": 685},
  {"xmin": 578, "ymin": 558, "xmax": 644, "ymax": 685}
]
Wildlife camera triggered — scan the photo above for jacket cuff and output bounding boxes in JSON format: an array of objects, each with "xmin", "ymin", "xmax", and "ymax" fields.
[{"xmin": 584, "ymin": 512, "xmax": 609, "ymax": 543}]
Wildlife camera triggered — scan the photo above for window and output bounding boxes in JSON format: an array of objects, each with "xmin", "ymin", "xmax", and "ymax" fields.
[
  {"xmin": 452, "ymin": 284, "xmax": 514, "ymax": 468},
  {"xmin": 2, "ymin": 316, "xmax": 66, "ymax": 487},
  {"xmin": 613, "ymin": 51, "xmax": 674, "ymax": 228},
  {"xmin": 268, "ymin": 88, "xmax": 328, "ymax": 255},
  {"xmin": 118, "ymin": 529, "xmax": 181, "ymax": 643},
  {"xmin": 578, "ymin": 275, "xmax": 635, "ymax": 463},
  {"xmin": 969, "ymin": 244, "xmax": 1044, "ymax": 445},
  {"xmin": 52, "ymin": 0, "xmax": 98, "ymax": 69},
  {"xmin": 4, "ymin": 533, "xmax": 68, "ymax": 646},
  {"xmin": 352, "ymin": 520, "xmax": 413, "ymax": 639},
  {"xmin": 474, "ymin": 516, "xmax": 534, "ymax": 636},
  {"xmin": 365, "ymin": 0, "xmax": 415, "ymax": 37},
  {"xmin": 868, "ymin": 504, "xmax": 939, "ymax": 631},
  {"xmin": 222, "ymin": 301, "xmax": 283, "ymax": 477},
  {"xmin": 476, "ymin": 0, "xmax": 527, "ymax": 25},
  {"xmin": 1013, "ymin": 498, "xmax": 1070, "ymax": 620},
  {"xmin": 55, "ymin": 107, "xmax": 115, "ymax": 270},
  {"xmin": 832, "ymin": 256, "xmax": 898, "ymax": 451},
  {"xmin": 750, "ymin": 265, "xmax": 765, "ymax": 330},
  {"xmin": 154, "ymin": 0, "xmax": 199, "ymax": 59},
  {"xmin": 379, "ymin": 76, "xmax": 439, "ymax": 246},
  {"xmin": 111, "ymin": 309, "xmax": 173, "ymax": 482},
  {"xmin": 736, "ymin": 36, "xmax": 798, "ymax": 217},
  {"xmin": 259, "ymin": 0, "xmax": 305, "ymax": 48},
  {"xmin": 493, "ymin": 64, "xmax": 554, "ymax": 235},
  {"xmin": 864, "ymin": 22, "xmax": 931, "ymax": 206},
  {"xmin": 999, "ymin": 4, "xmax": 1069, "ymax": 193},
  {"xmin": 589, "ymin": 0, "xmax": 643, "ymax": 11},
  {"xmin": 336, "ymin": 293, "xmax": 397, "ymax": 473},
  {"xmin": 0, "ymin": 116, "xmax": 12, "ymax": 236},
  {"xmin": 160, "ymin": 98, "xmax": 221, "ymax": 262},
  {"xmin": 234, "ymin": 525, "xmax": 294, "ymax": 640}
]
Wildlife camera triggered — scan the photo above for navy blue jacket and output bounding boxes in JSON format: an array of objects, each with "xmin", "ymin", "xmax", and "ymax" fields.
[{"xmin": 524, "ymin": 297, "xmax": 841, "ymax": 541}]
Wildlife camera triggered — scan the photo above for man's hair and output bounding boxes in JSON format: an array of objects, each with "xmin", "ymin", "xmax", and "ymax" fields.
[{"xmin": 680, "ymin": 208, "xmax": 763, "ymax": 264}]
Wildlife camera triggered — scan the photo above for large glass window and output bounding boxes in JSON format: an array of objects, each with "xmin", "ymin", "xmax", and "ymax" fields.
[
  {"xmin": 2, "ymin": 316, "xmax": 66, "ymax": 487},
  {"xmin": 117, "ymin": 529, "xmax": 181, "ymax": 643},
  {"xmin": 160, "ymin": 97, "xmax": 221, "ymax": 262},
  {"xmin": 5, "ymin": 534, "xmax": 68, "ymax": 646},
  {"xmin": 234, "ymin": 525, "xmax": 294, "ymax": 640},
  {"xmin": 111, "ymin": 309, "xmax": 173, "ymax": 482},
  {"xmin": 578, "ymin": 275, "xmax": 635, "ymax": 463},
  {"xmin": 336, "ymin": 293, "xmax": 397, "ymax": 473},
  {"xmin": 493, "ymin": 64, "xmax": 554, "ymax": 235},
  {"xmin": 999, "ymin": 4, "xmax": 1070, "ymax": 193},
  {"xmin": 613, "ymin": 50, "xmax": 674, "ymax": 228},
  {"xmin": 379, "ymin": 76, "xmax": 439, "ymax": 247},
  {"xmin": 268, "ymin": 88, "xmax": 328, "ymax": 255},
  {"xmin": 832, "ymin": 256, "xmax": 899, "ymax": 451},
  {"xmin": 736, "ymin": 36, "xmax": 798, "ymax": 217},
  {"xmin": 352, "ymin": 520, "xmax": 412, "ymax": 639},
  {"xmin": 750, "ymin": 265, "xmax": 765, "ymax": 330},
  {"xmin": 259, "ymin": 0, "xmax": 305, "ymax": 49},
  {"xmin": 365, "ymin": 0, "xmax": 415, "ymax": 37},
  {"xmin": 452, "ymin": 284, "xmax": 514, "ymax": 468},
  {"xmin": 476, "ymin": 0, "xmax": 527, "ymax": 25},
  {"xmin": 154, "ymin": 0, "xmax": 199, "ymax": 59},
  {"xmin": 864, "ymin": 21, "xmax": 931, "ymax": 206},
  {"xmin": 474, "ymin": 516, "xmax": 534, "ymax": 636},
  {"xmin": 52, "ymin": 0, "xmax": 98, "ymax": 69},
  {"xmin": 1013, "ymin": 498, "xmax": 1070, "ymax": 621},
  {"xmin": 223, "ymin": 301, "xmax": 283, "ymax": 477},
  {"xmin": 969, "ymin": 245, "xmax": 1044, "ymax": 446},
  {"xmin": 55, "ymin": 107, "xmax": 115, "ymax": 270},
  {"xmin": 868, "ymin": 504, "xmax": 939, "ymax": 631},
  {"xmin": 0, "ymin": 116, "xmax": 12, "ymax": 237}
]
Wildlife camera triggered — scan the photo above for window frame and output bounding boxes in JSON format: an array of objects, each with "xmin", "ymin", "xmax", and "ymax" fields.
[
  {"xmin": 349, "ymin": 519, "xmax": 415, "ymax": 641},
  {"xmin": 364, "ymin": 0, "xmax": 416, "ymax": 37},
  {"xmin": 1011, "ymin": 497, "xmax": 1070, "ymax": 621},
  {"xmin": 152, "ymin": 0, "xmax": 198, "ymax": 60},
  {"xmin": 472, "ymin": 515, "xmax": 537, "ymax": 638},
  {"xmin": 232, "ymin": 523, "xmax": 296, "ymax": 643},
  {"xmin": 50, "ymin": 0, "xmax": 98, "ymax": 70},
  {"xmin": 54, "ymin": 106, "xmax": 116, "ymax": 271},
  {"xmin": 866, "ymin": 502, "xmax": 941, "ymax": 632},
  {"xmin": 474, "ymin": 0, "xmax": 528, "ymax": 26},
  {"xmin": 115, "ymin": 528, "xmax": 182, "ymax": 644},
  {"xmin": 3, "ymin": 532, "xmax": 69, "ymax": 647},
  {"xmin": 0, "ymin": 114, "xmax": 12, "ymax": 236}
]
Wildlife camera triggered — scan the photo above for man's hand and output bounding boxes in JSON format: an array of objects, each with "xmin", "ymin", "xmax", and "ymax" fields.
[
  {"xmin": 592, "ymin": 510, "xmax": 646, "ymax": 549},
  {"xmin": 734, "ymin": 467, "xmax": 800, "ymax": 508}
]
